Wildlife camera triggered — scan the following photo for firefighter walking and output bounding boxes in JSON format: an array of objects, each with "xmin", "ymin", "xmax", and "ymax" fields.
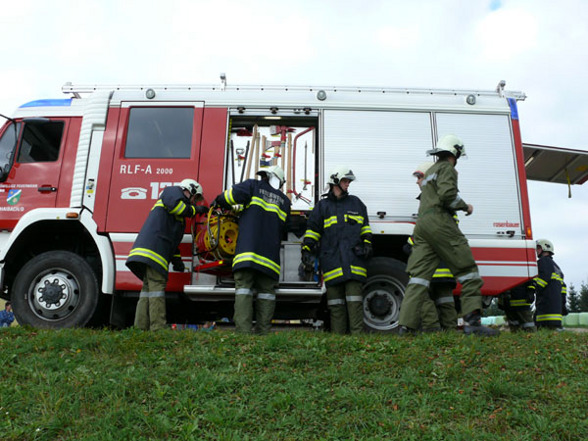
[
  {"xmin": 404, "ymin": 162, "xmax": 457, "ymax": 332},
  {"xmin": 126, "ymin": 179, "xmax": 207, "ymax": 330},
  {"xmin": 301, "ymin": 166, "xmax": 373, "ymax": 334},
  {"xmin": 534, "ymin": 239, "xmax": 567, "ymax": 329},
  {"xmin": 398, "ymin": 135, "xmax": 498, "ymax": 336},
  {"xmin": 214, "ymin": 165, "xmax": 291, "ymax": 334}
]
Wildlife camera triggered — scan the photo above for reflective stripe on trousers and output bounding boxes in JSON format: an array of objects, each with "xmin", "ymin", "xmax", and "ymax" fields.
[{"xmin": 139, "ymin": 291, "xmax": 165, "ymax": 298}]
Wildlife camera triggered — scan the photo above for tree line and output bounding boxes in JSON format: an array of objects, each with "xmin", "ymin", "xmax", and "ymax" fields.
[{"xmin": 566, "ymin": 282, "xmax": 588, "ymax": 313}]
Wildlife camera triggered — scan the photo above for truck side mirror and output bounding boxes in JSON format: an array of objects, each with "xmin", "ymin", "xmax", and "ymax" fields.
[{"xmin": 0, "ymin": 164, "xmax": 8, "ymax": 182}]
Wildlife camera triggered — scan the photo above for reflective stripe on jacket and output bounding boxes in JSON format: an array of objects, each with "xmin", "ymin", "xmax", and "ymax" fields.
[
  {"xmin": 303, "ymin": 191, "xmax": 372, "ymax": 287},
  {"xmin": 534, "ymin": 255, "xmax": 564, "ymax": 325},
  {"xmin": 220, "ymin": 179, "xmax": 290, "ymax": 280},
  {"xmin": 126, "ymin": 186, "xmax": 196, "ymax": 279}
]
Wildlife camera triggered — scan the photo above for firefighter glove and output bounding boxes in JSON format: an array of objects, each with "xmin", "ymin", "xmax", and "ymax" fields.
[
  {"xmin": 402, "ymin": 243, "xmax": 412, "ymax": 256},
  {"xmin": 171, "ymin": 256, "xmax": 185, "ymax": 272},
  {"xmin": 212, "ymin": 195, "xmax": 232, "ymax": 211},
  {"xmin": 194, "ymin": 205, "xmax": 209, "ymax": 215},
  {"xmin": 354, "ymin": 242, "xmax": 373, "ymax": 259},
  {"xmin": 301, "ymin": 249, "xmax": 314, "ymax": 272}
]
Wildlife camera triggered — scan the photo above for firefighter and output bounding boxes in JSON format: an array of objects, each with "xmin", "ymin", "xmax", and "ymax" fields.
[
  {"xmin": 301, "ymin": 166, "xmax": 372, "ymax": 334},
  {"xmin": 213, "ymin": 165, "xmax": 291, "ymax": 335},
  {"xmin": 126, "ymin": 179, "xmax": 207, "ymax": 331},
  {"xmin": 533, "ymin": 239, "xmax": 567, "ymax": 329},
  {"xmin": 398, "ymin": 135, "xmax": 499, "ymax": 336},
  {"xmin": 498, "ymin": 283, "xmax": 536, "ymax": 332},
  {"xmin": 404, "ymin": 162, "xmax": 458, "ymax": 331}
]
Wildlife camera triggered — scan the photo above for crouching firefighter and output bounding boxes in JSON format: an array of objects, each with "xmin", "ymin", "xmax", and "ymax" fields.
[
  {"xmin": 301, "ymin": 166, "xmax": 372, "ymax": 335},
  {"xmin": 126, "ymin": 179, "xmax": 207, "ymax": 330},
  {"xmin": 213, "ymin": 165, "xmax": 291, "ymax": 334},
  {"xmin": 498, "ymin": 283, "xmax": 536, "ymax": 332}
]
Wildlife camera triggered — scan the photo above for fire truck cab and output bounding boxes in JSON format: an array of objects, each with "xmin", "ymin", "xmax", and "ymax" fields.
[{"xmin": 0, "ymin": 80, "xmax": 541, "ymax": 330}]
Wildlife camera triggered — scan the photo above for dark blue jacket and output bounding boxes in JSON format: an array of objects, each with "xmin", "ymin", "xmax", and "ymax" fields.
[
  {"xmin": 219, "ymin": 179, "xmax": 291, "ymax": 280},
  {"xmin": 534, "ymin": 255, "xmax": 565, "ymax": 327},
  {"xmin": 303, "ymin": 191, "xmax": 372, "ymax": 287},
  {"xmin": 126, "ymin": 186, "xmax": 196, "ymax": 280}
]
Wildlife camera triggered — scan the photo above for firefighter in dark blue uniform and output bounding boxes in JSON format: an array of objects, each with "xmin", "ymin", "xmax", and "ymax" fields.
[
  {"xmin": 301, "ymin": 166, "xmax": 372, "ymax": 334},
  {"xmin": 126, "ymin": 179, "xmax": 207, "ymax": 330},
  {"xmin": 534, "ymin": 239, "xmax": 567, "ymax": 329},
  {"xmin": 498, "ymin": 283, "xmax": 536, "ymax": 332},
  {"xmin": 214, "ymin": 166, "xmax": 291, "ymax": 334}
]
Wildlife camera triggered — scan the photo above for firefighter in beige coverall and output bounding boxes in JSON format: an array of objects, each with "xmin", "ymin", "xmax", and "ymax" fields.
[
  {"xmin": 404, "ymin": 162, "xmax": 458, "ymax": 331},
  {"xmin": 398, "ymin": 135, "xmax": 498, "ymax": 336}
]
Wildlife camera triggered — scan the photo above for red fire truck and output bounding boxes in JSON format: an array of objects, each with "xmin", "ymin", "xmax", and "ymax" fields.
[{"xmin": 0, "ymin": 79, "xmax": 576, "ymax": 331}]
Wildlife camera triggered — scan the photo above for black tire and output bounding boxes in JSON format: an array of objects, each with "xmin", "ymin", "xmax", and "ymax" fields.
[
  {"xmin": 12, "ymin": 251, "xmax": 99, "ymax": 329},
  {"xmin": 363, "ymin": 257, "xmax": 408, "ymax": 333}
]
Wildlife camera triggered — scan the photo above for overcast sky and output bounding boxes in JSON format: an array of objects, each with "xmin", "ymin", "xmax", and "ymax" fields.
[{"xmin": 1, "ymin": 0, "xmax": 587, "ymax": 288}]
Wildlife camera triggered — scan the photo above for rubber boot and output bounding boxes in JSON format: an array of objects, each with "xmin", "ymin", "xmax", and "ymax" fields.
[
  {"xmin": 134, "ymin": 297, "xmax": 150, "ymax": 330},
  {"xmin": 347, "ymin": 300, "xmax": 364, "ymax": 335},
  {"xmin": 330, "ymin": 304, "xmax": 348, "ymax": 334},
  {"xmin": 149, "ymin": 296, "xmax": 167, "ymax": 331},
  {"xmin": 463, "ymin": 311, "xmax": 500, "ymax": 336},
  {"xmin": 255, "ymin": 297, "xmax": 275, "ymax": 335},
  {"xmin": 398, "ymin": 326, "xmax": 418, "ymax": 336},
  {"xmin": 233, "ymin": 291, "xmax": 254, "ymax": 334}
]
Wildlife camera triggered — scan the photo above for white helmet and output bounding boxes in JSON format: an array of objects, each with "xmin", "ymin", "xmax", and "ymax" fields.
[
  {"xmin": 180, "ymin": 178, "xmax": 203, "ymax": 198},
  {"xmin": 427, "ymin": 134, "xmax": 466, "ymax": 159},
  {"xmin": 536, "ymin": 238, "xmax": 555, "ymax": 254},
  {"xmin": 257, "ymin": 165, "xmax": 285, "ymax": 189},
  {"xmin": 413, "ymin": 161, "xmax": 434, "ymax": 178},
  {"xmin": 328, "ymin": 166, "xmax": 356, "ymax": 185}
]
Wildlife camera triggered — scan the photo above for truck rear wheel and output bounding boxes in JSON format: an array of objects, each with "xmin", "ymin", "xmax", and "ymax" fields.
[
  {"xmin": 12, "ymin": 251, "xmax": 99, "ymax": 329},
  {"xmin": 363, "ymin": 257, "xmax": 408, "ymax": 333}
]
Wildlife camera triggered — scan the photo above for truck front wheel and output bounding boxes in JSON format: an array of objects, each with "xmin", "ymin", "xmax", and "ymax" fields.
[
  {"xmin": 363, "ymin": 257, "xmax": 408, "ymax": 333},
  {"xmin": 12, "ymin": 251, "xmax": 99, "ymax": 329}
]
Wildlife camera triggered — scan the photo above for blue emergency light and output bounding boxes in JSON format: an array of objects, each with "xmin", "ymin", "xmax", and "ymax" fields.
[{"xmin": 20, "ymin": 99, "xmax": 72, "ymax": 108}]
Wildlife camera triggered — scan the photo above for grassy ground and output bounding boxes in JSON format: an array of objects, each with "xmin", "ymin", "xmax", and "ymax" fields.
[{"xmin": 0, "ymin": 327, "xmax": 586, "ymax": 440}]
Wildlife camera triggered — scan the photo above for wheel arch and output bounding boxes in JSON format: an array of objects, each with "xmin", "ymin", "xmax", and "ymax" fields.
[{"xmin": 1, "ymin": 209, "xmax": 114, "ymax": 298}]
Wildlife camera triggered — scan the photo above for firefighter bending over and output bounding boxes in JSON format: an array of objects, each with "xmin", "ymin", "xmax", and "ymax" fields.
[
  {"xmin": 213, "ymin": 165, "xmax": 291, "ymax": 334},
  {"xmin": 126, "ymin": 179, "xmax": 207, "ymax": 331},
  {"xmin": 534, "ymin": 239, "xmax": 568, "ymax": 329},
  {"xmin": 301, "ymin": 166, "xmax": 372, "ymax": 334},
  {"xmin": 398, "ymin": 135, "xmax": 499, "ymax": 336}
]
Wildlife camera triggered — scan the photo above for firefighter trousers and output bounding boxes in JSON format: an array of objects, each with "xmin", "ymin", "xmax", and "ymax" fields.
[
  {"xmin": 420, "ymin": 297, "xmax": 441, "ymax": 331},
  {"xmin": 399, "ymin": 213, "xmax": 483, "ymax": 331},
  {"xmin": 431, "ymin": 284, "xmax": 458, "ymax": 329},
  {"xmin": 134, "ymin": 266, "xmax": 167, "ymax": 331},
  {"xmin": 326, "ymin": 281, "xmax": 364, "ymax": 334},
  {"xmin": 233, "ymin": 269, "xmax": 277, "ymax": 335}
]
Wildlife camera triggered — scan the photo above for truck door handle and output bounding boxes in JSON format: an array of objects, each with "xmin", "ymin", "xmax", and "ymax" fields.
[{"xmin": 38, "ymin": 186, "xmax": 57, "ymax": 192}]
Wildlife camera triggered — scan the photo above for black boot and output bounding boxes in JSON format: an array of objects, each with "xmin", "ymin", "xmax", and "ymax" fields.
[
  {"xmin": 398, "ymin": 326, "xmax": 418, "ymax": 336},
  {"xmin": 463, "ymin": 311, "xmax": 500, "ymax": 336}
]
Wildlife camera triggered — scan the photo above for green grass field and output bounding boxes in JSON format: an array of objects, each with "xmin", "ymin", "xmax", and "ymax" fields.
[{"xmin": 0, "ymin": 326, "xmax": 586, "ymax": 440}]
